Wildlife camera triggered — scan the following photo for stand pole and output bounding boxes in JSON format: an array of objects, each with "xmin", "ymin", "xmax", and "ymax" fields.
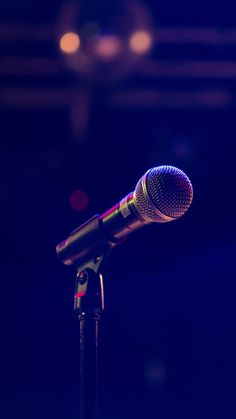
[
  {"xmin": 75, "ymin": 269, "xmax": 104, "ymax": 419},
  {"xmin": 78, "ymin": 312, "xmax": 101, "ymax": 419}
]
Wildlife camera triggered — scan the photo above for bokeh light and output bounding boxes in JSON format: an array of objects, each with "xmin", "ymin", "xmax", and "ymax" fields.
[
  {"xmin": 94, "ymin": 35, "xmax": 121, "ymax": 60},
  {"xmin": 80, "ymin": 22, "xmax": 100, "ymax": 39},
  {"xmin": 59, "ymin": 32, "xmax": 80, "ymax": 54},
  {"xmin": 144, "ymin": 359, "xmax": 166, "ymax": 387},
  {"xmin": 69, "ymin": 190, "xmax": 89, "ymax": 211},
  {"xmin": 129, "ymin": 30, "xmax": 152, "ymax": 54}
]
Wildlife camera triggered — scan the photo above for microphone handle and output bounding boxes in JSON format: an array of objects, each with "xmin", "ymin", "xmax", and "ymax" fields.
[
  {"xmin": 56, "ymin": 193, "xmax": 147, "ymax": 267},
  {"xmin": 100, "ymin": 192, "xmax": 147, "ymax": 240}
]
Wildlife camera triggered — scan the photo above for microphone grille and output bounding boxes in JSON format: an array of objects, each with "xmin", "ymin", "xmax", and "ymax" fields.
[{"xmin": 134, "ymin": 165, "xmax": 193, "ymax": 223}]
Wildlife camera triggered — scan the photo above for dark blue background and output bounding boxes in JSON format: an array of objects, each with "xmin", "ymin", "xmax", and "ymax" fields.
[{"xmin": 1, "ymin": 1, "xmax": 236, "ymax": 418}]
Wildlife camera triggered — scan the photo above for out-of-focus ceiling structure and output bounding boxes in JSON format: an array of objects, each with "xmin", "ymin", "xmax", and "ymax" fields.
[{"xmin": 1, "ymin": 0, "xmax": 236, "ymax": 112}]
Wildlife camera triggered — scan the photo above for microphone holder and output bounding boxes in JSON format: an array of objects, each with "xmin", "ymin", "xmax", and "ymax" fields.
[
  {"xmin": 56, "ymin": 215, "xmax": 123, "ymax": 418},
  {"xmin": 73, "ymin": 240, "xmax": 113, "ymax": 419}
]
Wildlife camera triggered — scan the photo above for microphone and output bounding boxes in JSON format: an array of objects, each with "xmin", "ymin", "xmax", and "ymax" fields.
[{"xmin": 56, "ymin": 165, "xmax": 193, "ymax": 267}]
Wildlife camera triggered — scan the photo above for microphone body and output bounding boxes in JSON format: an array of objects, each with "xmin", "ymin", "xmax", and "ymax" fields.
[
  {"xmin": 100, "ymin": 192, "xmax": 148, "ymax": 239},
  {"xmin": 56, "ymin": 192, "xmax": 146, "ymax": 266},
  {"xmin": 56, "ymin": 166, "xmax": 193, "ymax": 267}
]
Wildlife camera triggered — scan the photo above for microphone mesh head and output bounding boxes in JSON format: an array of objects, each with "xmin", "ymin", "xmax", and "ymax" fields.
[{"xmin": 134, "ymin": 165, "xmax": 193, "ymax": 223}]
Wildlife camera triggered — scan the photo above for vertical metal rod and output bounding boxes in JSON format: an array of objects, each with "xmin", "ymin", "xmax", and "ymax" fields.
[
  {"xmin": 94, "ymin": 313, "xmax": 101, "ymax": 419},
  {"xmin": 78, "ymin": 313, "xmax": 101, "ymax": 419},
  {"xmin": 75, "ymin": 270, "xmax": 104, "ymax": 419},
  {"xmin": 79, "ymin": 314, "xmax": 85, "ymax": 419}
]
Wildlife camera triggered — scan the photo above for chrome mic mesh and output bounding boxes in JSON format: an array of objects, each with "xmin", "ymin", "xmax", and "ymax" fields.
[{"xmin": 134, "ymin": 165, "xmax": 193, "ymax": 223}]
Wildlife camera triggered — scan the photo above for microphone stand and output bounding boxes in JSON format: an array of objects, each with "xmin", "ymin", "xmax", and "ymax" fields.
[
  {"xmin": 73, "ymin": 247, "xmax": 112, "ymax": 419},
  {"xmin": 56, "ymin": 215, "xmax": 119, "ymax": 419}
]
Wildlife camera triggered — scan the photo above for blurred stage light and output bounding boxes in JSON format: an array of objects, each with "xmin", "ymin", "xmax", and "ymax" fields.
[
  {"xmin": 81, "ymin": 22, "xmax": 100, "ymax": 39},
  {"xmin": 129, "ymin": 30, "xmax": 152, "ymax": 54},
  {"xmin": 60, "ymin": 32, "xmax": 80, "ymax": 54},
  {"xmin": 69, "ymin": 190, "xmax": 89, "ymax": 211},
  {"xmin": 94, "ymin": 35, "xmax": 121, "ymax": 60},
  {"xmin": 144, "ymin": 359, "xmax": 166, "ymax": 387},
  {"xmin": 57, "ymin": 1, "xmax": 154, "ymax": 82}
]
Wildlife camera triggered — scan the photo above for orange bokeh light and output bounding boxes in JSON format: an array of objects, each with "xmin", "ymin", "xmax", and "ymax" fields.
[
  {"xmin": 129, "ymin": 30, "xmax": 152, "ymax": 55},
  {"xmin": 60, "ymin": 32, "xmax": 80, "ymax": 54}
]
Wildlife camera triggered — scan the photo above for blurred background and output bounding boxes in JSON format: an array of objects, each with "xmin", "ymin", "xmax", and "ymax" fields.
[{"xmin": 1, "ymin": 0, "xmax": 236, "ymax": 418}]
